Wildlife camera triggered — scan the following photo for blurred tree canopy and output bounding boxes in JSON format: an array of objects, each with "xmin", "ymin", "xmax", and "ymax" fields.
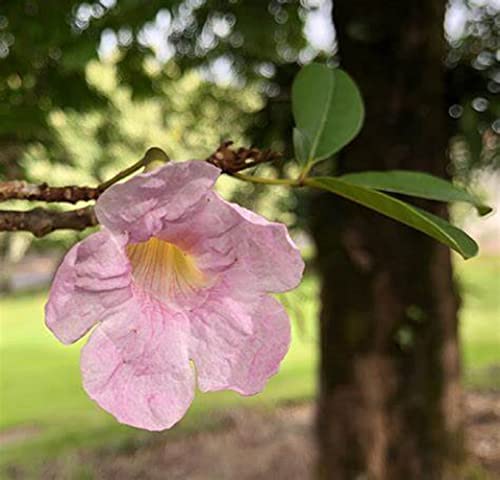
[
  {"xmin": 446, "ymin": 0, "xmax": 500, "ymax": 178},
  {"xmin": 0, "ymin": 0, "xmax": 106, "ymax": 174},
  {"xmin": 0, "ymin": 0, "xmax": 331, "ymax": 180},
  {"xmin": 0, "ymin": 0, "xmax": 498, "ymax": 251},
  {"xmin": 1, "ymin": 0, "xmax": 498, "ymax": 183}
]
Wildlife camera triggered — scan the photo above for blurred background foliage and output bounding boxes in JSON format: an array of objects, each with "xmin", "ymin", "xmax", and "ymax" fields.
[
  {"xmin": 0, "ymin": 0, "xmax": 498, "ymax": 258},
  {"xmin": 446, "ymin": 0, "xmax": 500, "ymax": 178}
]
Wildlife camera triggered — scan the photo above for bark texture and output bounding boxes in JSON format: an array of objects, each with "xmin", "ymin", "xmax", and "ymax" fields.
[
  {"xmin": 0, "ymin": 181, "xmax": 100, "ymax": 203},
  {"xmin": 310, "ymin": 1, "xmax": 463, "ymax": 478},
  {"xmin": 0, "ymin": 207, "xmax": 97, "ymax": 237}
]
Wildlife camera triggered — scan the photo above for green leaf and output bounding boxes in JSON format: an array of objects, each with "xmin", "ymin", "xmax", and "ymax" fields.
[
  {"xmin": 293, "ymin": 128, "xmax": 309, "ymax": 165},
  {"xmin": 340, "ymin": 170, "xmax": 492, "ymax": 216},
  {"xmin": 306, "ymin": 176, "xmax": 479, "ymax": 259},
  {"xmin": 291, "ymin": 63, "xmax": 364, "ymax": 162}
]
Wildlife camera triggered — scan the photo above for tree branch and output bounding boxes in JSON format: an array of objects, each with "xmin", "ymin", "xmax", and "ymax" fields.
[
  {"xmin": 0, "ymin": 147, "xmax": 170, "ymax": 204},
  {"xmin": 0, "ymin": 143, "xmax": 280, "ymax": 204},
  {"xmin": 0, "ymin": 143, "xmax": 282, "ymax": 237},
  {"xmin": 0, "ymin": 207, "xmax": 97, "ymax": 237},
  {"xmin": 205, "ymin": 141, "xmax": 282, "ymax": 173},
  {"xmin": 0, "ymin": 181, "xmax": 100, "ymax": 203}
]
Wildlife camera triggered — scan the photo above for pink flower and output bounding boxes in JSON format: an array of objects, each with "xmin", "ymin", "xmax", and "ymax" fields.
[{"xmin": 45, "ymin": 160, "xmax": 304, "ymax": 430}]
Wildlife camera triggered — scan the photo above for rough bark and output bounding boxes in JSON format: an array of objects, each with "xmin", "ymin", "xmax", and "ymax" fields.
[
  {"xmin": 310, "ymin": 1, "xmax": 463, "ymax": 478},
  {"xmin": 0, "ymin": 181, "xmax": 100, "ymax": 203},
  {"xmin": 0, "ymin": 207, "xmax": 97, "ymax": 237}
]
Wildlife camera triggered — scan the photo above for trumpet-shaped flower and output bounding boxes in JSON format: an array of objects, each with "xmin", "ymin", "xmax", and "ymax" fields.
[{"xmin": 45, "ymin": 160, "xmax": 304, "ymax": 430}]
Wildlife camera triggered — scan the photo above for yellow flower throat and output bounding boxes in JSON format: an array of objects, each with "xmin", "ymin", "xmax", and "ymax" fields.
[{"xmin": 126, "ymin": 237, "xmax": 208, "ymax": 301}]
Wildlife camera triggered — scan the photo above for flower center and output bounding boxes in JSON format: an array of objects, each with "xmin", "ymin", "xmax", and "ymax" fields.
[{"xmin": 126, "ymin": 237, "xmax": 209, "ymax": 302}]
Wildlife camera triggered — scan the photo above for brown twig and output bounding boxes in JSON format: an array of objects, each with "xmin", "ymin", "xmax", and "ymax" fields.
[
  {"xmin": 205, "ymin": 141, "xmax": 282, "ymax": 174},
  {"xmin": 0, "ymin": 181, "xmax": 100, "ymax": 203},
  {"xmin": 0, "ymin": 143, "xmax": 278, "ymax": 204},
  {"xmin": 0, "ymin": 147, "xmax": 170, "ymax": 204},
  {"xmin": 0, "ymin": 143, "xmax": 281, "ymax": 237},
  {"xmin": 0, "ymin": 207, "xmax": 97, "ymax": 238}
]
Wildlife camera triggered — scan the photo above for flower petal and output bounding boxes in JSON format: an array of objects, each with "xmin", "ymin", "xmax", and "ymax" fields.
[
  {"xmin": 95, "ymin": 161, "xmax": 221, "ymax": 242},
  {"xmin": 158, "ymin": 192, "xmax": 304, "ymax": 294},
  {"xmin": 190, "ymin": 293, "xmax": 291, "ymax": 395},
  {"xmin": 81, "ymin": 291, "xmax": 195, "ymax": 431},
  {"xmin": 45, "ymin": 230, "xmax": 132, "ymax": 344}
]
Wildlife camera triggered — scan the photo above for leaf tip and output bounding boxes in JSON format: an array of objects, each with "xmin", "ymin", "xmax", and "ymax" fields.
[{"xmin": 477, "ymin": 204, "xmax": 493, "ymax": 217}]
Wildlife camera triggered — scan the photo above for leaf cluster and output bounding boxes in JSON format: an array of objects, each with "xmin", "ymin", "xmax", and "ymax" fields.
[{"xmin": 291, "ymin": 63, "xmax": 490, "ymax": 259}]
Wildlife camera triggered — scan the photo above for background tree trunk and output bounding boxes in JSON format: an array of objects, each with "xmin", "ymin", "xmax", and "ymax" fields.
[{"xmin": 309, "ymin": 1, "xmax": 463, "ymax": 478}]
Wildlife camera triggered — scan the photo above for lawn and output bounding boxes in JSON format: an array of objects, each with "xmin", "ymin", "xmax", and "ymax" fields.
[{"xmin": 0, "ymin": 256, "xmax": 498, "ymax": 470}]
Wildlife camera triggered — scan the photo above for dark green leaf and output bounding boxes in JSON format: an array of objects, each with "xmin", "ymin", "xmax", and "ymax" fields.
[
  {"xmin": 340, "ymin": 170, "xmax": 492, "ymax": 216},
  {"xmin": 292, "ymin": 63, "xmax": 364, "ymax": 162},
  {"xmin": 293, "ymin": 128, "xmax": 310, "ymax": 165},
  {"xmin": 306, "ymin": 176, "xmax": 479, "ymax": 259}
]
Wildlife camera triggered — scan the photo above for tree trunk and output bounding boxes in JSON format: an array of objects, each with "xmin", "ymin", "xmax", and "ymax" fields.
[{"xmin": 310, "ymin": 1, "xmax": 463, "ymax": 478}]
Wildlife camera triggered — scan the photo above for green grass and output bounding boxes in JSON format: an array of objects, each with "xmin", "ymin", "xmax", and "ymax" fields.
[
  {"xmin": 0, "ymin": 257, "xmax": 498, "ymax": 469},
  {"xmin": 456, "ymin": 255, "xmax": 500, "ymax": 387},
  {"xmin": 0, "ymin": 279, "xmax": 318, "ymax": 468}
]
